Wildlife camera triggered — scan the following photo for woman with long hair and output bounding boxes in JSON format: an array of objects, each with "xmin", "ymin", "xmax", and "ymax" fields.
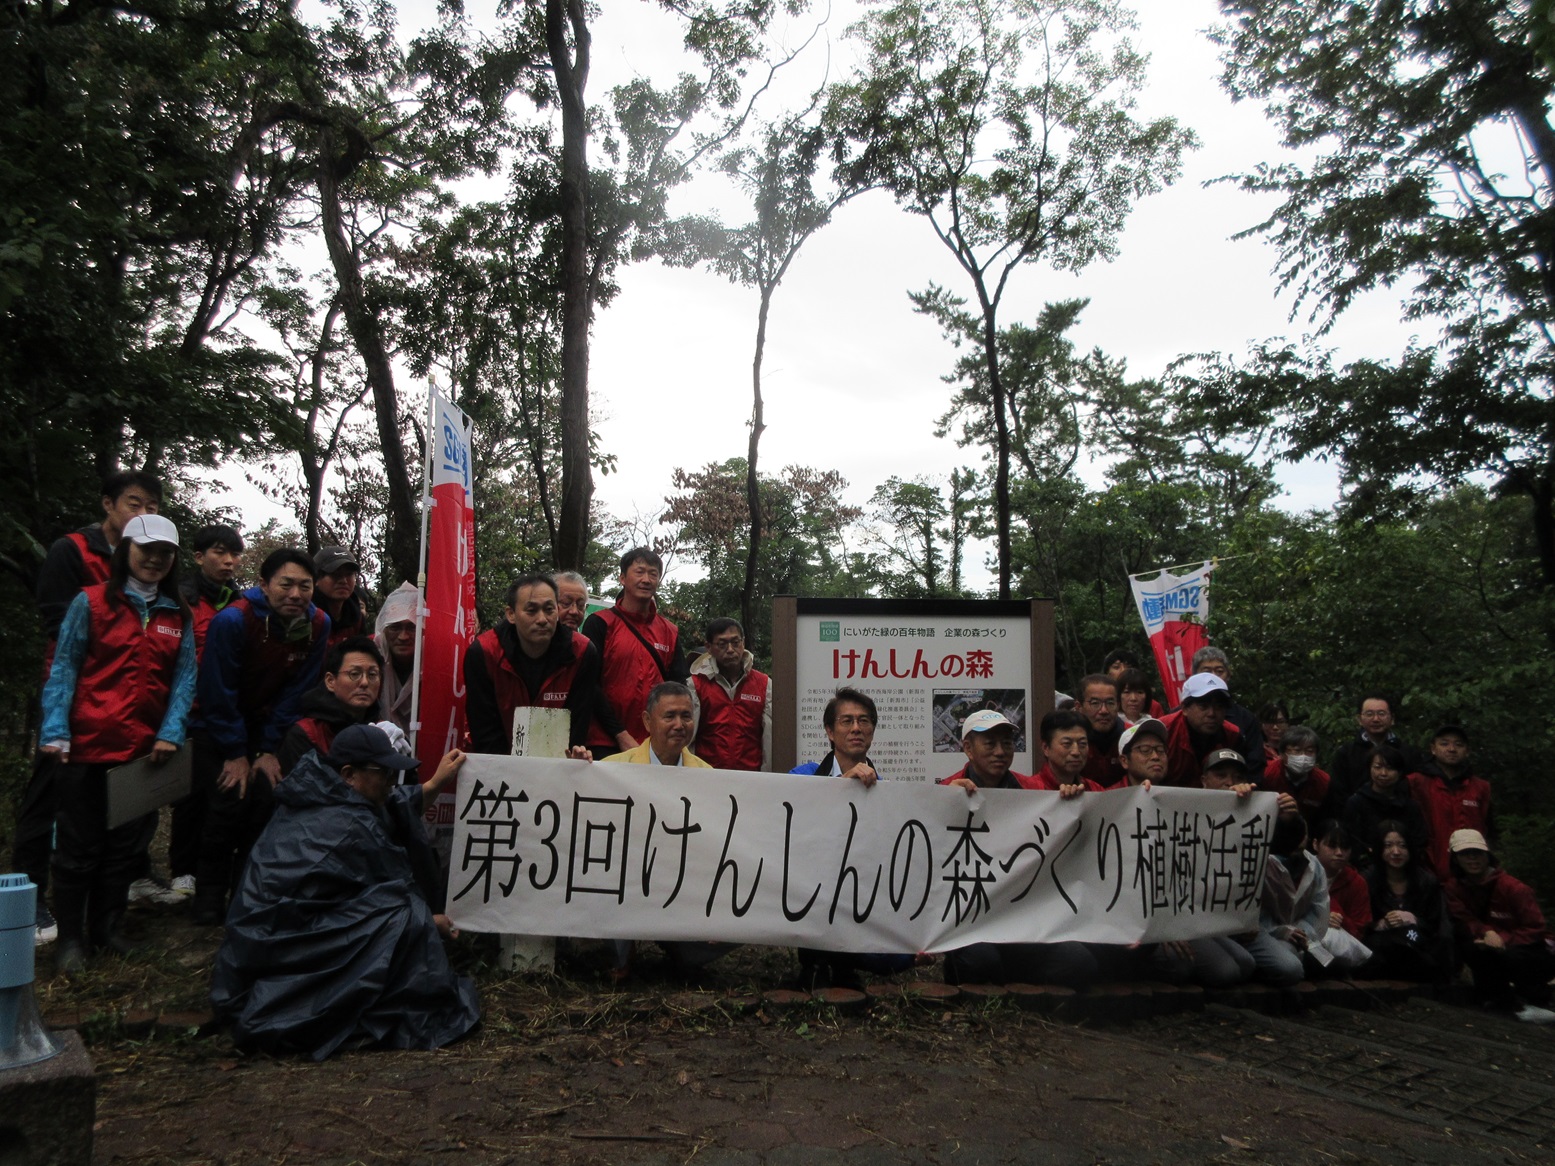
[
  {"xmin": 39, "ymin": 514, "xmax": 195, "ymax": 974},
  {"xmin": 1363, "ymin": 819, "xmax": 1453, "ymax": 982}
]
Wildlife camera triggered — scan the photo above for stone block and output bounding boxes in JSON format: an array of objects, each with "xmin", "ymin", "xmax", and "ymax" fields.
[{"xmin": 0, "ymin": 1029, "xmax": 95, "ymax": 1166}]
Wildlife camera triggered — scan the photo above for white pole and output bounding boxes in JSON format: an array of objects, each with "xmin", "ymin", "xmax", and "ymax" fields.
[{"xmin": 407, "ymin": 384, "xmax": 438, "ymax": 753}]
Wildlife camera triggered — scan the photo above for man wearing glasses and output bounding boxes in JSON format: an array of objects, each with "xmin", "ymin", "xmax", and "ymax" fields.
[
  {"xmin": 277, "ymin": 636, "xmax": 387, "ymax": 774},
  {"xmin": 1074, "ymin": 672, "xmax": 1126, "ymax": 789},
  {"xmin": 790, "ymin": 687, "xmax": 882, "ymax": 785},
  {"xmin": 690, "ymin": 619, "xmax": 771, "ymax": 772}
]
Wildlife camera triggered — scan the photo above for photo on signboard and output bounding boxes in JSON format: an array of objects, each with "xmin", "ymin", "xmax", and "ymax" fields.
[{"xmin": 931, "ymin": 688, "xmax": 1028, "ymax": 752}]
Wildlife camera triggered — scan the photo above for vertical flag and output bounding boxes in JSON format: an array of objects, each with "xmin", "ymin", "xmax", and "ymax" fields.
[
  {"xmin": 418, "ymin": 389, "xmax": 477, "ymax": 833},
  {"xmin": 1128, "ymin": 562, "xmax": 1213, "ymax": 709}
]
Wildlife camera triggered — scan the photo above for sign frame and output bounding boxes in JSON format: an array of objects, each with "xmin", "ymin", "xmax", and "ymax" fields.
[{"xmin": 772, "ymin": 596, "xmax": 1055, "ymax": 779}]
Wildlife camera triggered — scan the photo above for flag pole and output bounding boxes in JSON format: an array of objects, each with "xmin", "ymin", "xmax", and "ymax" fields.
[{"xmin": 407, "ymin": 383, "xmax": 438, "ymax": 753}]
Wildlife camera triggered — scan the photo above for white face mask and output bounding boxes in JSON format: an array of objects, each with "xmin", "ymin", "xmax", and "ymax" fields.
[{"xmin": 1286, "ymin": 753, "xmax": 1317, "ymax": 775}]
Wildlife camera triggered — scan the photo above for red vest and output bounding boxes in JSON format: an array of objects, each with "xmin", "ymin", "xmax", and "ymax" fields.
[
  {"xmin": 692, "ymin": 669, "xmax": 768, "ymax": 771},
  {"xmin": 292, "ymin": 716, "xmax": 338, "ymax": 758},
  {"xmin": 41, "ymin": 531, "xmax": 114, "ymax": 679},
  {"xmin": 67, "ymin": 531, "xmax": 113, "ymax": 586},
  {"xmin": 476, "ymin": 628, "xmax": 590, "ymax": 744},
  {"xmin": 233, "ymin": 595, "xmax": 329, "ymax": 725},
  {"xmin": 1409, "ymin": 769, "xmax": 1493, "ymax": 878},
  {"xmin": 588, "ymin": 605, "xmax": 679, "ymax": 747},
  {"xmin": 68, "ymin": 584, "xmax": 187, "ymax": 764}
]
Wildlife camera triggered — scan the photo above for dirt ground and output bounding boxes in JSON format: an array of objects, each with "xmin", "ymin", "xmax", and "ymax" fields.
[{"xmin": 29, "ymin": 895, "xmax": 1555, "ymax": 1166}]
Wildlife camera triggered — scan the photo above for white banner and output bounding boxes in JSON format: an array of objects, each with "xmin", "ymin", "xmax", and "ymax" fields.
[
  {"xmin": 447, "ymin": 756, "xmax": 1276, "ymax": 951},
  {"xmin": 794, "ymin": 605, "xmax": 1033, "ymax": 782},
  {"xmin": 1128, "ymin": 562, "xmax": 1212, "ymax": 638}
]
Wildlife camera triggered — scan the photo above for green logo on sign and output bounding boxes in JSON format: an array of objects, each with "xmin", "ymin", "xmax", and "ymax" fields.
[{"xmin": 819, "ymin": 621, "xmax": 840, "ymax": 642}]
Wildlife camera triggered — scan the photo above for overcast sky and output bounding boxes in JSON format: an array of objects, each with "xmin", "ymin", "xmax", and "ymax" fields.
[{"xmin": 227, "ymin": 0, "xmax": 1420, "ymax": 590}]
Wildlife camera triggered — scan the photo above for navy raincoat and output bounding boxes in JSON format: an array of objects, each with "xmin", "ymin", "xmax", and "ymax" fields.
[{"xmin": 210, "ymin": 752, "xmax": 480, "ymax": 1060}]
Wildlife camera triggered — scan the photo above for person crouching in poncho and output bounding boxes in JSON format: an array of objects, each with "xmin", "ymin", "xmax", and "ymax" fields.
[{"xmin": 211, "ymin": 724, "xmax": 479, "ymax": 1060}]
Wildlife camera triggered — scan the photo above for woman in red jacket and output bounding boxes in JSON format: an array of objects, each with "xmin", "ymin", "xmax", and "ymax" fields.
[
  {"xmin": 39, "ymin": 514, "xmax": 195, "ymax": 974},
  {"xmin": 1444, "ymin": 829, "xmax": 1555, "ymax": 1023}
]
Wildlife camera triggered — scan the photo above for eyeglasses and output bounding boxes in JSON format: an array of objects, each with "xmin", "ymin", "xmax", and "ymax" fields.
[
  {"xmin": 338, "ymin": 668, "xmax": 383, "ymax": 683},
  {"xmin": 834, "ymin": 715, "xmax": 874, "ymax": 728},
  {"xmin": 711, "ymin": 637, "xmax": 744, "ymax": 649},
  {"xmin": 1128, "ymin": 744, "xmax": 1167, "ymax": 758},
  {"xmin": 1082, "ymin": 698, "xmax": 1118, "ymax": 710}
]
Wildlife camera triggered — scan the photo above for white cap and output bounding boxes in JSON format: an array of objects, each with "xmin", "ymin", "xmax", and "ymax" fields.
[
  {"xmin": 1118, "ymin": 717, "xmax": 1167, "ymax": 756},
  {"xmin": 121, "ymin": 514, "xmax": 179, "ymax": 547},
  {"xmin": 1179, "ymin": 672, "xmax": 1230, "ymax": 702},
  {"xmin": 962, "ymin": 709, "xmax": 1015, "ymax": 738}
]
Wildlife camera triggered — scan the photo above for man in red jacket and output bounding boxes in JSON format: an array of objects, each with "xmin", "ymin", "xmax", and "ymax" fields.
[
  {"xmin": 1409, "ymin": 724, "xmax": 1496, "ymax": 878},
  {"xmin": 690, "ymin": 618, "xmax": 770, "ymax": 771},
  {"xmin": 463, "ymin": 575, "xmax": 600, "ymax": 757},
  {"xmin": 1075, "ymin": 673, "xmax": 1125, "ymax": 789},
  {"xmin": 1444, "ymin": 829, "xmax": 1555, "ymax": 1023},
  {"xmin": 1159, "ymin": 673, "xmax": 1244, "ymax": 787},
  {"xmin": 581, "ymin": 548, "xmax": 690, "ymax": 756}
]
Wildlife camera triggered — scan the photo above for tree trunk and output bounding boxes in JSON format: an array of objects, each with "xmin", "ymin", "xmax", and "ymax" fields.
[
  {"xmin": 980, "ymin": 307, "xmax": 1013, "ymax": 598},
  {"xmin": 548, "ymin": 0, "xmax": 593, "ymax": 570},
  {"xmin": 317, "ymin": 129, "xmax": 419, "ymax": 581},
  {"xmin": 741, "ymin": 287, "xmax": 771, "ymax": 645}
]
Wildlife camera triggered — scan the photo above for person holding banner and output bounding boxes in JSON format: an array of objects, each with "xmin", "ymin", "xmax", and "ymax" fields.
[
  {"xmin": 211, "ymin": 724, "xmax": 479, "ymax": 1059},
  {"xmin": 190, "ymin": 548, "xmax": 330, "ymax": 926},
  {"xmin": 938, "ymin": 709, "xmax": 1036, "ymax": 790},
  {"xmin": 464, "ymin": 575, "xmax": 601, "ymax": 757},
  {"xmin": 1191, "ymin": 648, "xmax": 1265, "ymax": 779},
  {"xmin": 1158, "ymin": 673, "xmax": 1245, "ymax": 788},
  {"xmin": 790, "ymin": 688, "xmax": 882, "ymax": 784},
  {"xmin": 581, "ymin": 548, "xmax": 690, "ymax": 756},
  {"xmin": 38, "ymin": 513, "xmax": 195, "ymax": 974}
]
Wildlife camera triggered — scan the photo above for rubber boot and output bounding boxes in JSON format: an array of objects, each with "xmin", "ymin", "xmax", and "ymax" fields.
[{"xmin": 51, "ymin": 874, "xmax": 90, "ymax": 977}]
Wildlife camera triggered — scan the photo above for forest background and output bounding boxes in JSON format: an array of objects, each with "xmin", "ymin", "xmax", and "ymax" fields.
[{"xmin": 4, "ymin": 0, "xmax": 1554, "ymax": 901}]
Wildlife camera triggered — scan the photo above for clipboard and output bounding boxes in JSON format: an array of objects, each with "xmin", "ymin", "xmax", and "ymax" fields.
[{"xmin": 106, "ymin": 746, "xmax": 193, "ymax": 829}]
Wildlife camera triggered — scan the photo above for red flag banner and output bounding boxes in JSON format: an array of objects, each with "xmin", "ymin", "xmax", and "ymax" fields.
[
  {"xmin": 418, "ymin": 390, "xmax": 477, "ymax": 829},
  {"xmin": 1128, "ymin": 562, "xmax": 1213, "ymax": 709}
]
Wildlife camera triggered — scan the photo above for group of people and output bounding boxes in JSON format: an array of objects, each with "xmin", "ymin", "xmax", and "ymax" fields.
[{"xmin": 13, "ymin": 470, "xmax": 1554, "ymax": 1063}]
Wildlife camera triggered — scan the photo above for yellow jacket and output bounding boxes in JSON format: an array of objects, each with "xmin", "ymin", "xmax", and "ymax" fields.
[{"xmin": 601, "ymin": 741, "xmax": 711, "ymax": 768}]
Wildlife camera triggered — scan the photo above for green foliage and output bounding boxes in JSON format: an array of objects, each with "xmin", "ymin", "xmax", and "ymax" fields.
[{"xmin": 1216, "ymin": 0, "xmax": 1555, "ymax": 590}]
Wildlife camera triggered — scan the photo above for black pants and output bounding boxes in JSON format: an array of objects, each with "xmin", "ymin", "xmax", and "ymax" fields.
[
  {"xmin": 50, "ymin": 762, "xmax": 156, "ymax": 945},
  {"xmin": 1460, "ymin": 937, "xmax": 1555, "ymax": 1010},
  {"xmin": 10, "ymin": 752, "xmax": 59, "ymax": 895},
  {"xmin": 167, "ymin": 733, "xmax": 218, "ymax": 879},
  {"xmin": 194, "ymin": 735, "xmax": 274, "ymax": 904},
  {"xmin": 942, "ymin": 941, "xmax": 1100, "ymax": 989}
]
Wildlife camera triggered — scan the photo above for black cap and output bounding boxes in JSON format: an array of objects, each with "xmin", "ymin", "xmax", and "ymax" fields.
[
  {"xmin": 326, "ymin": 724, "xmax": 419, "ymax": 771},
  {"xmin": 314, "ymin": 545, "xmax": 359, "ymax": 575},
  {"xmin": 1433, "ymin": 723, "xmax": 1469, "ymax": 742}
]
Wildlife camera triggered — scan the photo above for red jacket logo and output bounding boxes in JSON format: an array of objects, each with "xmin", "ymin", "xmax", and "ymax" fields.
[
  {"xmin": 542, "ymin": 692, "xmax": 567, "ymax": 702},
  {"xmin": 739, "ymin": 692, "xmax": 763, "ymax": 703},
  {"xmin": 155, "ymin": 625, "xmax": 183, "ymax": 638}
]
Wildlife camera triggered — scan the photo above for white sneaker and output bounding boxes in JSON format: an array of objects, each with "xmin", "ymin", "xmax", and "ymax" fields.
[
  {"xmin": 35, "ymin": 907, "xmax": 57, "ymax": 946},
  {"xmin": 1514, "ymin": 1004, "xmax": 1555, "ymax": 1024},
  {"xmin": 171, "ymin": 875, "xmax": 196, "ymax": 897},
  {"xmin": 129, "ymin": 877, "xmax": 185, "ymax": 906}
]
